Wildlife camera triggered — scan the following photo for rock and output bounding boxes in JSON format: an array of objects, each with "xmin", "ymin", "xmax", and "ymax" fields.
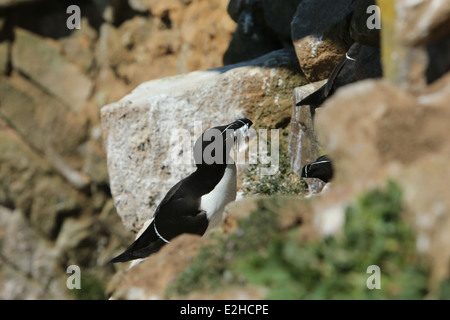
[
  {"xmin": 379, "ymin": 0, "xmax": 450, "ymax": 92},
  {"xmin": 95, "ymin": 0, "xmax": 236, "ymax": 86},
  {"xmin": 127, "ymin": 0, "xmax": 148, "ymax": 12},
  {"xmin": 92, "ymin": 0, "xmax": 130, "ymax": 24},
  {"xmin": 60, "ymin": 17, "xmax": 97, "ymax": 74},
  {"xmin": 0, "ymin": 0, "xmax": 47, "ymax": 7},
  {"xmin": 288, "ymin": 80, "xmax": 327, "ymax": 175},
  {"xmin": 419, "ymin": 70, "xmax": 450, "ymax": 109},
  {"xmin": 393, "ymin": 0, "xmax": 450, "ymax": 46},
  {"xmin": 55, "ymin": 215, "xmax": 120, "ymax": 267},
  {"xmin": 12, "ymin": 28, "xmax": 93, "ymax": 113},
  {"xmin": 291, "ymin": 0, "xmax": 355, "ymax": 82},
  {"xmin": 289, "ymin": 81, "xmax": 328, "ymax": 194},
  {"xmin": 0, "ymin": 40, "xmax": 9, "ymax": 74},
  {"xmin": 101, "ymin": 48, "xmax": 304, "ymax": 232},
  {"xmin": 0, "ymin": 0, "xmax": 243, "ymax": 300},
  {"xmin": 0, "ymin": 73, "xmax": 90, "ymax": 188},
  {"xmin": 223, "ymin": 1, "xmax": 281, "ymax": 65},
  {"xmin": 80, "ymin": 139, "xmax": 110, "ymax": 186},
  {"xmin": 0, "ymin": 206, "xmax": 69, "ymax": 299},
  {"xmin": 349, "ymin": 0, "xmax": 380, "ymax": 46},
  {"xmin": 0, "ymin": 118, "xmax": 84, "ymax": 239},
  {"xmin": 177, "ymin": 0, "xmax": 237, "ymax": 72},
  {"xmin": 108, "ymin": 233, "xmax": 206, "ymax": 300},
  {"xmin": 314, "ymin": 78, "xmax": 450, "ymax": 293}
]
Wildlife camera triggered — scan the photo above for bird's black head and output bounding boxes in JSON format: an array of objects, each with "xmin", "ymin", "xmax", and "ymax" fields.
[
  {"xmin": 300, "ymin": 155, "xmax": 333, "ymax": 183},
  {"xmin": 193, "ymin": 118, "xmax": 253, "ymax": 167}
]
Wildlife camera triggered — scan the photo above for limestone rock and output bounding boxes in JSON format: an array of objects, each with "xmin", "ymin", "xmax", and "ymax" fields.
[
  {"xmin": 291, "ymin": 0, "xmax": 355, "ymax": 82},
  {"xmin": 60, "ymin": 17, "xmax": 97, "ymax": 74},
  {"xmin": 394, "ymin": 0, "xmax": 450, "ymax": 46},
  {"xmin": 0, "ymin": 206, "xmax": 69, "ymax": 299},
  {"xmin": 419, "ymin": 71, "xmax": 450, "ymax": 109},
  {"xmin": 92, "ymin": 0, "xmax": 129, "ymax": 23},
  {"xmin": 101, "ymin": 48, "xmax": 304, "ymax": 232},
  {"xmin": 314, "ymin": 78, "xmax": 450, "ymax": 292},
  {"xmin": 288, "ymin": 80, "xmax": 327, "ymax": 176},
  {"xmin": 0, "ymin": 73, "xmax": 90, "ymax": 188},
  {"xmin": 108, "ymin": 234, "xmax": 206, "ymax": 300},
  {"xmin": 12, "ymin": 28, "xmax": 93, "ymax": 113},
  {"xmin": 379, "ymin": 0, "xmax": 450, "ymax": 91},
  {"xmin": 0, "ymin": 40, "xmax": 9, "ymax": 74},
  {"xmin": 289, "ymin": 81, "xmax": 328, "ymax": 195},
  {"xmin": 0, "ymin": 118, "xmax": 84, "ymax": 239},
  {"xmin": 95, "ymin": 0, "xmax": 236, "ymax": 86}
]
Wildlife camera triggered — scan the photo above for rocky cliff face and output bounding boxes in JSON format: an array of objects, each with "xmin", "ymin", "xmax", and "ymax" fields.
[
  {"xmin": 0, "ymin": 0, "xmax": 236, "ymax": 299},
  {"xmin": 2, "ymin": 0, "xmax": 450, "ymax": 300},
  {"xmin": 104, "ymin": 0, "xmax": 450, "ymax": 300}
]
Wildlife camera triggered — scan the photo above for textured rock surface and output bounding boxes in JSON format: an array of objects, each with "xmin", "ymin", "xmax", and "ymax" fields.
[
  {"xmin": 95, "ymin": 0, "xmax": 236, "ymax": 87},
  {"xmin": 0, "ymin": 0, "xmax": 238, "ymax": 299},
  {"xmin": 0, "ymin": 206, "xmax": 68, "ymax": 299},
  {"xmin": 2, "ymin": 0, "xmax": 450, "ymax": 301},
  {"xmin": 12, "ymin": 28, "xmax": 93, "ymax": 113},
  {"xmin": 101, "ymin": 48, "xmax": 304, "ymax": 232},
  {"xmin": 379, "ymin": 0, "xmax": 450, "ymax": 91},
  {"xmin": 314, "ymin": 77, "xmax": 450, "ymax": 292},
  {"xmin": 288, "ymin": 80, "xmax": 326, "ymax": 175},
  {"xmin": 108, "ymin": 234, "xmax": 206, "ymax": 300},
  {"xmin": 291, "ymin": 0, "xmax": 354, "ymax": 81},
  {"xmin": 394, "ymin": 0, "xmax": 450, "ymax": 46},
  {"xmin": 288, "ymin": 81, "xmax": 328, "ymax": 194}
]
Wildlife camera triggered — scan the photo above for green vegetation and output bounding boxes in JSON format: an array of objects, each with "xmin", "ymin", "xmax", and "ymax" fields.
[
  {"xmin": 166, "ymin": 196, "xmax": 284, "ymax": 297},
  {"xmin": 70, "ymin": 272, "xmax": 107, "ymax": 300},
  {"xmin": 167, "ymin": 181, "xmax": 431, "ymax": 299},
  {"xmin": 237, "ymin": 180, "xmax": 429, "ymax": 299},
  {"xmin": 242, "ymin": 138, "xmax": 307, "ymax": 196}
]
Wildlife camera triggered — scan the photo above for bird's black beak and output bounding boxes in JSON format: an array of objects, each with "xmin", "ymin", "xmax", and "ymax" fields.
[{"xmin": 224, "ymin": 118, "xmax": 253, "ymax": 142}]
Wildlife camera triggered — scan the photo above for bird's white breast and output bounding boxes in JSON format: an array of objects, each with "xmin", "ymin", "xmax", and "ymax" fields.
[{"xmin": 200, "ymin": 164, "xmax": 237, "ymax": 230}]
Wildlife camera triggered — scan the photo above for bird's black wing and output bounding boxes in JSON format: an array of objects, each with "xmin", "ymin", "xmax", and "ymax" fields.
[{"xmin": 108, "ymin": 173, "xmax": 208, "ymax": 263}]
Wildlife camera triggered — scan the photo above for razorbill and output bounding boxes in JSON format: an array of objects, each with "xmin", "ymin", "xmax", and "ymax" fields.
[
  {"xmin": 300, "ymin": 155, "xmax": 333, "ymax": 183},
  {"xmin": 109, "ymin": 118, "xmax": 253, "ymax": 263},
  {"xmin": 296, "ymin": 42, "xmax": 362, "ymax": 118}
]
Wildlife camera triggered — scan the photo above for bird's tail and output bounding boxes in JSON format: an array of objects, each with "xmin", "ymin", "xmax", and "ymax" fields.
[{"xmin": 108, "ymin": 221, "xmax": 166, "ymax": 263}]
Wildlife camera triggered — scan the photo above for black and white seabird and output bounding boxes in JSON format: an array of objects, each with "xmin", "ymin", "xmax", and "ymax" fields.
[
  {"xmin": 296, "ymin": 42, "xmax": 362, "ymax": 118},
  {"xmin": 300, "ymin": 155, "xmax": 334, "ymax": 183},
  {"xmin": 109, "ymin": 118, "xmax": 253, "ymax": 263}
]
